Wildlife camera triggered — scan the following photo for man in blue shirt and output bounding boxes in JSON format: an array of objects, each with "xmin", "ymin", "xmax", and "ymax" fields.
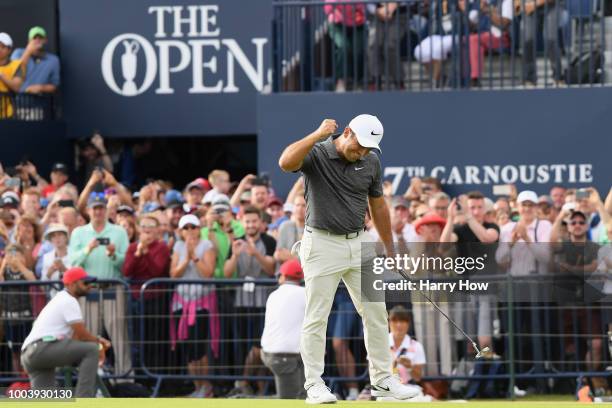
[{"xmin": 11, "ymin": 26, "xmax": 60, "ymax": 94}]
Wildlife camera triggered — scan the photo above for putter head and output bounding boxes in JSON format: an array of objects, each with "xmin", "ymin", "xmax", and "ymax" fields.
[
  {"xmin": 475, "ymin": 346, "xmax": 491, "ymax": 359},
  {"xmin": 290, "ymin": 240, "xmax": 302, "ymax": 260}
]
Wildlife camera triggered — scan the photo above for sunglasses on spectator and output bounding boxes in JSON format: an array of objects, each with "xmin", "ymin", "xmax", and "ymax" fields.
[
  {"xmin": 182, "ymin": 224, "xmax": 198, "ymax": 230},
  {"xmin": 570, "ymin": 220, "xmax": 586, "ymax": 226},
  {"xmin": 139, "ymin": 224, "xmax": 157, "ymax": 229}
]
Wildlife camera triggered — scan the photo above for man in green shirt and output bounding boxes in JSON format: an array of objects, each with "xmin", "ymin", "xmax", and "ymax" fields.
[
  {"xmin": 201, "ymin": 195, "xmax": 245, "ymax": 279},
  {"xmin": 68, "ymin": 193, "xmax": 131, "ymax": 377}
]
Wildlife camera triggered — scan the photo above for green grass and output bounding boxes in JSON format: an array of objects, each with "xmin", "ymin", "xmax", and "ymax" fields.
[{"xmin": 0, "ymin": 395, "xmax": 584, "ymax": 408}]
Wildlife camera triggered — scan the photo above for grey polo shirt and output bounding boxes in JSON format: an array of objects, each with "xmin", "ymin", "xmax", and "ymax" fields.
[{"xmin": 299, "ymin": 138, "xmax": 383, "ymax": 234}]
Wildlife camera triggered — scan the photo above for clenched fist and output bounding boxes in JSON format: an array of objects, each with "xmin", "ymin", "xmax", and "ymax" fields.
[{"xmin": 315, "ymin": 119, "xmax": 338, "ymax": 141}]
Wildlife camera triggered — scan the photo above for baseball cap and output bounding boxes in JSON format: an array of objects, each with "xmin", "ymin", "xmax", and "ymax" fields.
[
  {"xmin": 240, "ymin": 190, "xmax": 251, "ymax": 202},
  {"xmin": 164, "ymin": 189, "xmax": 184, "ymax": 209},
  {"xmin": 414, "ymin": 213, "xmax": 447, "ymax": 235},
  {"xmin": 517, "ymin": 190, "xmax": 538, "ymax": 204},
  {"xmin": 116, "ymin": 205, "xmax": 135, "ymax": 215},
  {"xmin": 142, "ymin": 202, "xmax": 161, "ymax": 213},
  {"xmin": 348, "ymin": 114, "xmax": 384, "ymax": 152},
  {"xmin": 267, "ymin": 196, "xmax": 283, "ymax": 208},
  {"xmin": 1, "ymin": 191, "xmax": 20, "ymax": 208},
  {"xmin": 0, "ymin": 33, "xmax": 13, "ymax": 48},
  {"xmin": 62, "ymin": 267, "xmax": 96, "ymax": 285},
  {"xmin": 212, "ymin": 194, "xmax": 231, "ymax": 213},
  {"xmin": 186, "ymin": 180, "xmax": 204, "ymax": 192},
  {"xmin": 538, "ymin": 195, "xmax": 553, "ymax": 206},
  {"xmin": 44, "ymin": 223, "xmax": 69, "ymax": 240},
  {"xmin": 280, "ymin": 259, "xmax": 304, "ymax": 280},
  {"xmin": 569, "ymin": 210, "xmax": 587, "ymax": 221},
  {"xmin": 179, "ymin": 214, "xmax": 201, "ymax": 229},
  {"xmin": 28, "ymin": 26, "xmax": 47, "ymax": 40},
  {"xmin": 283, "ymin": 203, "xmax": 294, "ymax": 213},
  {"xmin": 87, "ymin": 192, "xmax": 107, "ymax": 208},
  {"xmin": 391, "ymin": 196, "xmax": 409, "ymax": 209},
  {"xmin": 51, "ymin": 162, "xmax": 68, "ymax": 175}
]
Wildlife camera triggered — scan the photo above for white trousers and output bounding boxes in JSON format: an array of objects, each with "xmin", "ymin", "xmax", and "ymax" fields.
[
  {"xmin": 414, "ymin": 35, "xmax": 455, "ymax": 63},
  {"xmin": 299, "ymin": 227, "xmax": 392, "ymax": 390}
]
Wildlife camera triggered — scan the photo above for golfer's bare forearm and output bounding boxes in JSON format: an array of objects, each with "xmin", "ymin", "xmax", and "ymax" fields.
[
  {"xmin": 369, "ymin": 196, "xmax": 394, "ymax": 255},
  {"xmin": 278, "ymin": 132, "xmax": 321, "ymax": 172}
]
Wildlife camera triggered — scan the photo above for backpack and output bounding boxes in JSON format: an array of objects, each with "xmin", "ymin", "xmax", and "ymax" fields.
[{"xmin": 564, "ymin": 49, "xmax": 604, "ymax": 84}]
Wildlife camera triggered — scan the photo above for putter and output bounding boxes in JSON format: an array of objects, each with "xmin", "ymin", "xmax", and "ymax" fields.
[{"xmin": 394, "ymin": 267, "xmax": 490, "ymax": 359}]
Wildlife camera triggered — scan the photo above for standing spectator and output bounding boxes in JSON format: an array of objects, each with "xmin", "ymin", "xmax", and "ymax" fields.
[
  {"xmin": 274, "ymin": 196, "xmax": 306, "ymax": 264},
  {"xmin": 58, "ymin": 206, "xmax": 79, "ymax": 235},
  {"xmin": 250, "ymin": 179, "xmax": 270, "ymax": 211},
  {"xmin": 40, "ymin": 224, "xmax": 70, "ymax": 298},
  {"xmin": 184, "ymin": 180, "xmax": 205, "ymax": 212},
  {"xmin": 550, "ymin": 185, "xmax": 566, "ymax": 211},
  {"xmin": 40, "ymin": 163, "xmax": 71, "ymax": 199},
  {"xmin": 68, "ymin": 193, "xmax": 131, "ymax": 377},
  {"xmin": 230, "ymin": 174, "xmax": 257, "ymax": 209},
  {"xmin": 367, "ymin": 2, "xmax": 407, "ymax": 89},
  {"xmin": 404, "ymin": 177, "xmax": 443, "ymax": 203},
  {"xmin": 13, "ymin": 215, "xmax": 42, "ymax": 270},
  {"xmin": 122, "ymin": 215, "xmax": 170, "ymax": 373},
  {"xmin": 11, "ymin": 27, "xmax": 59, "ymax": 94},
  {"xmin": 20, "ymin": 188, "xmax": 42, "ymax": 220},
  {"xmin": 0, "ymin": 32, "xmax": 24, "ymax": 119},
  {"xmin": 0, "ymin": 244, "xmax": 36, "ymax": 374},
  {"xmin": 119, "ymin": 217, "xmax": 137, "ymax": 244},
  {"xmin": 169, "ymin": 214, "xmax": 217, "ymax": 398},
  {"xmin": 76, "ymin": 133, "xmax": 113, "ymax": 186},
  {"xmin": 261, "ymin": 259, "xmax": 307, "ymax": 399},
  {"xmin": 224, "ymin": 206, "xmax": 276, "ymax": 396},
  {"xmin": 266, "ymin": 196, "xmax": 285, "ymax": 237},
  {"xmin": 520, "ymin": 0, "xmax": 563, "ymax": 86},
  {"xmin": 202, "ymin": 169, "xmax": 231, "ymax": 204},
  {"xmin": 324, "ymin": 0, "xmax": 366, "ymax": 92},
  {"xmin": 429, "ymin": 192, "xmax": 450, "ymax": 219},
  {"xmin": 440, "ymin": 191, "xmax": 500, "ymax": 354}
]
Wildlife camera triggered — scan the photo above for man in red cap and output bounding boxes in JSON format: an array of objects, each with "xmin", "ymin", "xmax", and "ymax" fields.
[
  {"xmin": 20, "ymin": 267, "xmax": 111, "ymax": 397},
  {"xmin": 260, "ymin": 259, "xmax": 306, "ymax": 399}
]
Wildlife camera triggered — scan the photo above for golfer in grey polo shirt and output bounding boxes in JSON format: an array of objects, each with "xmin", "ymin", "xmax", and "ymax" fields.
[{"xmin": 279, "ymin": 114, "xmax": 421, "ymax": 404}]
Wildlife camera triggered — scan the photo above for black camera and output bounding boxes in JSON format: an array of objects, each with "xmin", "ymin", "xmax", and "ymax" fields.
[{"xmin": 96, "ymin": 237, "xmax": 110, "ymax": 246}]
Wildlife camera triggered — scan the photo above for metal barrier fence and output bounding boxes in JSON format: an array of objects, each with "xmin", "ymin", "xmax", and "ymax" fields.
[
  {"xmin": 0, "ymin": 92, "xmax": 59, "ymax": 121},
  {"xmin": 272, "ymin": 0, "xmax": 608, "ymax": 91},
  {"xmin": 1, "ymin": 274, "xmax": 612, "ymax": 397}
]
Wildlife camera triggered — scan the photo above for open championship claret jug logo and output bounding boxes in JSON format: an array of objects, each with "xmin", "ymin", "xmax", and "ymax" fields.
[{"xmin": 100, "ymin": 4, "xmax": 269, "ymax": 97}]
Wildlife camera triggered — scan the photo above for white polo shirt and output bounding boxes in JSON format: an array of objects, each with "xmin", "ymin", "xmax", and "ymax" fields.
[
  {"xmin": 22, "ymin": 290, "xmax": 83, "ymax": 351},
  {"xmin": 389, "ymin": 333, "xmax": 426, "ymax": 383},
  {"xmin": 261, "ymin": 282, "xmax": 306, "ymax": 354}
]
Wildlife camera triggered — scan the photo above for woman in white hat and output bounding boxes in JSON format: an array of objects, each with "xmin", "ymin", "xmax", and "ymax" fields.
[{"xmin": 40, "ymin": 223, "xmax": 70, "ymax": 298}]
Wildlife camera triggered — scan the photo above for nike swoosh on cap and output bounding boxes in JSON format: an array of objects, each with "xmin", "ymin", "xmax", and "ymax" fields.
[{"xmin": 371, "ymin": 131, "xmax": 382, "ymax": 136}]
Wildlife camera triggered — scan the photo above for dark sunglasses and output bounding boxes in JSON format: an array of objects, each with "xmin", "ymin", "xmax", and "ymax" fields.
[
  {"xmin": 182, "ymin": 225, "xmax": 198, "ymax": 230},
  {"xmin": 570, "ymin": 221, "xmax": 586, "ymax": 226}
]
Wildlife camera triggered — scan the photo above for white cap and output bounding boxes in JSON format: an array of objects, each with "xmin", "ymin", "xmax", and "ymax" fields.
[
  {"xmin": 45, "ymin": 223, "xmax": 69, "ymax": 239},
  {"xmin": 348, "ymin": 114, "xmax": 383, "ymax": 152},
  {"xmin": 484, "ymin": 197, "xmax": 495, "ymax": 213},
  {"xmin": 178, "ymin": 214, "xmax": 200, "ymax": 229},
  {"xmin": 517, "ymin": 190, "xmax": 538, "ymax": 204},
  {"xmin": 0, "ymin": 33, "xmax": 13, "ymax": 48}
]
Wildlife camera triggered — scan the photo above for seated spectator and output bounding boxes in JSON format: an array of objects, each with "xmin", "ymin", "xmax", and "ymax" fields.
[
  {"xmin": 0, "ymin": 244, "xmax": 37, "ymax": 374},
  {"xmin": 40, "ymin": 223, "xmax": 70, "ymax": 298},
  {"xmin": 0, "ymin": 32, "xmax": 24, "ymax": 118},
  {"xmin": 170, "ymin": 214, "xmax": 217, "ymax": 398},
  {"xmin": 466, "ymin": 0, "xmax": 513, "ymax": 87},
  {"xmin": 261, "ymin": 259, "xmax": 306, "ymax": 399},
  {"xmin": 324, "ymin": 0, "xmax": 366, "ymax": 92},
  {"xmin": 386, "ymin": 306, "xmax": 432, "ymax": 402},
  {"xmin": 10, "ymin": 27, "xmax": 59, "ymax": 95}
]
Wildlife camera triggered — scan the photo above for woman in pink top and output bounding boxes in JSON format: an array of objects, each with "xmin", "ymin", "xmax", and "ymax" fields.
[{"xmin": 324, "ymin": 0, "xmax": 366, "ymax": 91}]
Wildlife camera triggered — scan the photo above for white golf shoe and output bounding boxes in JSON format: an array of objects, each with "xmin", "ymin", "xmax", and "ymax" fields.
[
  {"xmin": 306, "ymin": 383, "xmax": 338, "ymax": 404},
  {"xmin": 371, "ymin": 376, "xmax": 422, "ymax": 400}
]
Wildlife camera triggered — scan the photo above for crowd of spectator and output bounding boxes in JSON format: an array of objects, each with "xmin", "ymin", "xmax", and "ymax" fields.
[
  {"xmin": 324, "ymin": 0, "xmax": 569, "ymax": 90},
  {"xmin": 0, "ymin": 26, "xmax": 59, "ymax": 120},
  {"xmin": 0, "ymin": 141, "xmax": 611, "ymax": 398}
]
